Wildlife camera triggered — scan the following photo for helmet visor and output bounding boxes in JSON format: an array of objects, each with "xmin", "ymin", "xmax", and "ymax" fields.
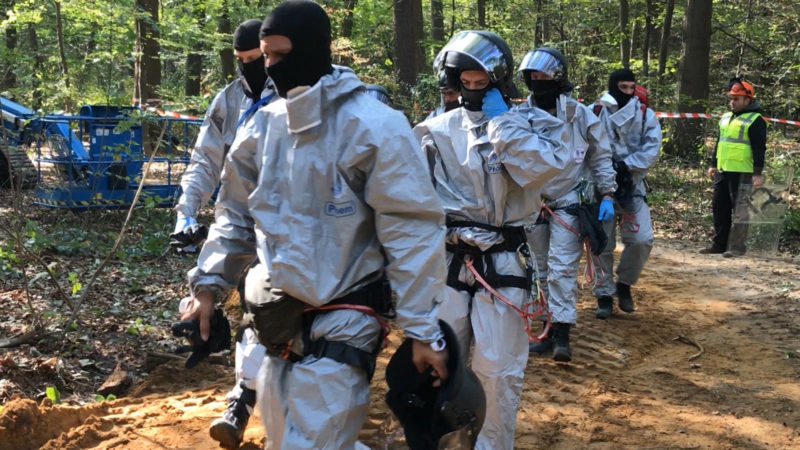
[
  {"xmin": 441, "ymin": 32, "xmax": 508, "ymax": 83},
  {"xmin": 365, "ymin": 88, "xmax": 392, "ymax": 106},
  {"xmin": 518, "ymin": 50, "xmax": 563, "ymax": 78}
]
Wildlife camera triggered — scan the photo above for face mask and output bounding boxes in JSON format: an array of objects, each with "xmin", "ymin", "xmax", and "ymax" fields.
[
  {"xmin": 266, "ymin": 50, "xmax": 333, "ymax": 98},
  {"xmin": 530, "ymin": 79, "xmax": 560, "ymax": 110},
  {"xmin": 611, "ymin": 91, "xmax": 633, "ymax": 108},
  {"xmin": 460, "ymin": 86, "xmax": 490, "ymax": 112},
  {"xmin": 238, "ymin": 55, "xmax": 267, "ymax": 100},
  {"xmin": 444, "ymin": 99, "xmax": 460, "ymax": 112}
]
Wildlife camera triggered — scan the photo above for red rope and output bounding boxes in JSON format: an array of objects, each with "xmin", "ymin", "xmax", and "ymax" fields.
[
  {"xmin": 305, "ymin": 303, "xmax": 392, "ymax": 349},
  {"xmin": 464, "ymin": 257, "xmax": 551, "ymax": 342}
]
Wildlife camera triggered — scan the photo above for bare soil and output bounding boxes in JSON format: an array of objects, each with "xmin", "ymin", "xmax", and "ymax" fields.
[{"xmin": 1, "ymin": 239, "xmax": 799, "ymax": 449}]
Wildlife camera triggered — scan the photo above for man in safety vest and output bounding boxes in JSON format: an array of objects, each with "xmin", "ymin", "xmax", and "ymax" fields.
[{"xmin": 700, "ymin": 78, "xmax": 767, "ymax": 257}]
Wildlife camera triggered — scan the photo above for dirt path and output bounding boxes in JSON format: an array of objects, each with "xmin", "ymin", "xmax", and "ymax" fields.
[{"xmin": 1, "ymin": 240, "xmax": 799, "ymax": 449}]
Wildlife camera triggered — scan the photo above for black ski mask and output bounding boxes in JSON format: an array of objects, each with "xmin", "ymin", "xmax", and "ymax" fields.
[
  {"xmin": 608, "ymin": 68, "xmax": 636, "ymax": 108},
  {"xmin": 444, "ymin": 99, "xmax": 460, "ymax": 112},
  {"xmin": 238, "ymin": 56, "xmax": 267, "ymax": 101},
  {"xmin": 460, "ymin": 85, "xmax": 490, "ymax": 112},
  {"xmin": 529, "ymin": 79, "xmax": 560, "ymax": 110},
  {"xmin": 233, "ymin": 19, "xmax": 267, "ymax": 101},
  {"xmin": 260, "ymin": 0, "xmax": 334, "ymax": 98}
]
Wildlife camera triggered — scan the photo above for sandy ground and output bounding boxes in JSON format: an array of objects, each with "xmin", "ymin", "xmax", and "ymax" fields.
[{"xmin": 1, "ymin": 240, "xmax": 799, "ymax": 449}]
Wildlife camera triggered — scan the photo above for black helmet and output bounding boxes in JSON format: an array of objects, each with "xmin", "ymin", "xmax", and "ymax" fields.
[
  {"xmin": 364, "ymin": 84, "xmax": 393, "ymax": 106},
  {"xmin": 517, "ymin": 47, "xmax": 572, "ymax": 93},
  {"xmin": 440, "ymin": 30, "xmax": 519, "ymax": 99},
  {"xmin": 385, "ymin": 320, "xmax": 486, "ymax": 449}
]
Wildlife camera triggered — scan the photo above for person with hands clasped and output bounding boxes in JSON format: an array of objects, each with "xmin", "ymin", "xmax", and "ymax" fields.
[
  {"xmin": 513, "ymin": 47, "xmax": 616, "ymax": 363},
  {"xmin": 182, "ymin": 2, "xmax": 449, "ymax": 449},
  {"xmin": 699, "ymin": 77, "xmax": 767, "ymax": 258},
  {"xmin": 414, "ymin": 30, "xmax": 568, "ymax": 450}
]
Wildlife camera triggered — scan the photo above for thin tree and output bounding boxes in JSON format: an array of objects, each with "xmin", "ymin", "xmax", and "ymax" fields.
[
  {"xmin": 218, "ymin": 2, "xmax": 235, "ymax": 83},
  {"xmin": 619, "ymin": 0, "xmax": 630, "ymax": 68},
  {"xmin": 184, "ymin": 2, "xmax": 205, "ymax": 97},
  {"xmin": 642, "ymin": 0, "xmax": 654, "ymax": 77},
  {"xmin": 341, "ymin": 0, "xmax": 358, "ymax": 38},
  {"xmin": 431, "ymin": 0, "xmax": 444, "ymax": 43},
  {"xmin": 657, "ymin": 0, "xmax": 675, "ymax": 80}
]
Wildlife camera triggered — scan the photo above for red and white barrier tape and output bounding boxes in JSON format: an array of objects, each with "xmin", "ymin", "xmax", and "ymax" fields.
[
  {"xmin": 144, "ymin": 107, "xmax": 200, "ymax": 121},
  {"xmin": 655, "ymin": 111, "xmax": 800, "ymax": 126}
]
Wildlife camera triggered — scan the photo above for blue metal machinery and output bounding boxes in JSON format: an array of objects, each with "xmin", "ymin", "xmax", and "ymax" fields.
[{"xmin": 1, "ymin": 96, "xmax": 201, "ymax": 209}]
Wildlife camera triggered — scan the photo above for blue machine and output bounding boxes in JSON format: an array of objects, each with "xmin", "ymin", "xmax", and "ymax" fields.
[{"xmin": 1, "ymin": 96, "xmax": 200, "ymax": 209}]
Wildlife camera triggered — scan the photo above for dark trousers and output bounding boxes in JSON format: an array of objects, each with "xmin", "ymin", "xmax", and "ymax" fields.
[{"xmin": 712, "ymin": 171, "xmax": 751, "ymax": 251}]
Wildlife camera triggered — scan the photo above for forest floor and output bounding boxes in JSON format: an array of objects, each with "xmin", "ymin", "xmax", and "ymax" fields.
[{"xmin": 2, "ymin": 182, "xmax": 800, "ymax": 449}]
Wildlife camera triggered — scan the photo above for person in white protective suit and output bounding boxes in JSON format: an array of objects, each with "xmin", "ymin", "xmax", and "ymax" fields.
[
  {"xmin": 426, "ymin": 50, "xmax": 461, "ymax": 120},
  {"xmin": 414, "ymin": 30, "xmax": 569, "ymax": 450},
  {"xmin": 180, "ymin": 2, "xmax": 450, "ymax": 449},
  {"xmin": 591, "ymin": 68, "xmax": 662, "ymax": 318},
  {"xmin": 166, "ymin": 19, "xmax": 278, "ymax": 449},
  {"xmin": 171, "ymin": 19, "xmax": 277, "ymax": 254},
  {"xmin": 513, "ymin": 47, "xmax": 617, "ymax": 362}
]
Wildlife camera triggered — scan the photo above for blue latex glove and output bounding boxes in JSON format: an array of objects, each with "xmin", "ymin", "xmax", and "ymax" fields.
[
  {"xmin": 481, "ymin": 88, "xmax": 508, "ymax": 119},
  {"xmin": 598, "ymin": 198, "xmax": 615, "ymax": 221}
]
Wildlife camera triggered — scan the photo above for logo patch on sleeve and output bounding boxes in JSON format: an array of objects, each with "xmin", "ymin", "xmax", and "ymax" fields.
[
  {"xmin": 325, "ymin": 201, "xmax": 356, "ymax": 217},
  {"xmin": 486, "ymin": 153, "xmax": 503, "ymax": 174}
]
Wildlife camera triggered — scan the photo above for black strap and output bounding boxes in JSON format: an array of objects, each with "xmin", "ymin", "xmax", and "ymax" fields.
[
  {"xmin": 300, "ymin": 274, "xmax": 391, "ymax": 381},
  {"xmin": 305, "ymin": 338, "xmax": 379, "ymax": 381}
]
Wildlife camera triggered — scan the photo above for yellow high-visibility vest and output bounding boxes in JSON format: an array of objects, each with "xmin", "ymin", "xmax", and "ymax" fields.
[{"xmin": 716, "ymin": 111, "xmax": 761, "ymax": 172}]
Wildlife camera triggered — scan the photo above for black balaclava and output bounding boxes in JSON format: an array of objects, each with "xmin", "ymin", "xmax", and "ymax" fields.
[
  {"xmin": 234, "ymin": 19, "xmax": 268, "ymax": 101},
  {"xmin": 608, "ymin": 68, "xmax": 636, "ymax": 108},
  {"xmin": 443, "ymin": 98, "xmax": 460, "ymax": 112},
  {"xmin": 529, "ymin": 79, "xmax": 560, "ymax": 110},
  {"xmin": 260, "ymin": 0, "xmax": 334, "ymax": 98}
]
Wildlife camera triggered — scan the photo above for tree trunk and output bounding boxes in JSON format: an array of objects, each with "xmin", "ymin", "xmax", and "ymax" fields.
[
  {"xmin": 477, "ymin": 0, "xmax": 486, "ymax": 27},
  {"xmin": 26, "ymin": 26, "xmax": 43, "ymax": 108},
  {"xmin": 54, "ymin": 1, "xmax": 70, "ymax": 91},
  {"xmin": 184, "ymin": 2, "xmax": 205, "ymax": 97},
  {"xmin": 534, "ymin": 0, "xmax": 544, "ymax": 47},
  {"xmin": 657, "ymin": 0, "xmax": 675, "ymax": 79},
  {"xmin": 1, "ymin": 0, "xmax": 16, "ymax": 90},
  {"xmin": 619, "ymin": 0, "xmax": 630, "ymax": 68},
  {"xmin": 134, "ymin": 0, "xmax": 161, "ymax": 106},
  {"xmin": 431, "ymin": 0, "xmax": 444, "ymax": 43},
  {"xmin": 735, "ymin": 0, "xmax": 753, "ymax": 76},
  {"xmin": 217, "ymin": 3, "xmax": 235, "ymax": 83},
  {"xmin": 665, "ymin": 0, "xmax": 712, "ymax": 163},
  {"xmin": 392, "ymin": 0, "xmax": 424, "ymax": 86},
  {"xmin": 341, "ymin": 0, "xmax": 358, "ymax": 39},
  {"xmin": 642, "ymin": 0, "xmax": 654, "ymax": 76}
]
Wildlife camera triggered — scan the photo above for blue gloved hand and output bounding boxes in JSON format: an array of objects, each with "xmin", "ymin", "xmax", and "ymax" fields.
[
  {"xmin": 598, "ymin": 198, "xmax": 615, "ymax": 221},
  {"xmin": 173, "ymin": 214, "xmax": 199, "ymax": 235},
  {"xmin": 481, "ymin": 88, "xmax": 508, "ymax": 119},
  {"xmin": 170, "ymin": 214, "xmax": 208, "ymax": 252}
]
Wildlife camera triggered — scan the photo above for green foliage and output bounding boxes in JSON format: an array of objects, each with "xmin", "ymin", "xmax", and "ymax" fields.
[
  {"xmin": 94, "ymin": 393, "xmax": 117, "ymax": 402},
  {"xmin": 45, "ymin": 385, "xmax": 61, "ymax": 404}
]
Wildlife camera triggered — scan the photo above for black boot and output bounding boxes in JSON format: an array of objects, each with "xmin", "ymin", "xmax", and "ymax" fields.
[
  {"xmin": 552, "ymin": 323, "xmax": 572, "ymax": 362},
  {"xmin": 595, "ymin": 296, "xmax": 613, "ymax": 319},
  {"xmin": 209, "ymin": 384, "xmax": 256, "ymax": 449},
  {"xmin": 528, "ymin": 322, "xmax": 553, "ymax": 355},
  {"xmin": 616, "ymin": 282, "xmax": 634, "ymax": 313}
]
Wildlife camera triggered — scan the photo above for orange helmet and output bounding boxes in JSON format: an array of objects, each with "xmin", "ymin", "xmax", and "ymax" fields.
[{"xmin": 726, "ymin": 78, "xmax": 754, "ymax": 99}]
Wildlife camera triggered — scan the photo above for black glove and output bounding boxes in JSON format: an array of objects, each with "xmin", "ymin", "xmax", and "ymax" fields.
[
  {"xmin": 169, "ymin": 224, "xmax": 209, "ymax": 252},
  {"xmin": 171, "ymin": 308, "xmax": 231, "ymax": 368},
  {"xmin": 613, "ymin": 160, "xmax": 635, "ymax": 212}
]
